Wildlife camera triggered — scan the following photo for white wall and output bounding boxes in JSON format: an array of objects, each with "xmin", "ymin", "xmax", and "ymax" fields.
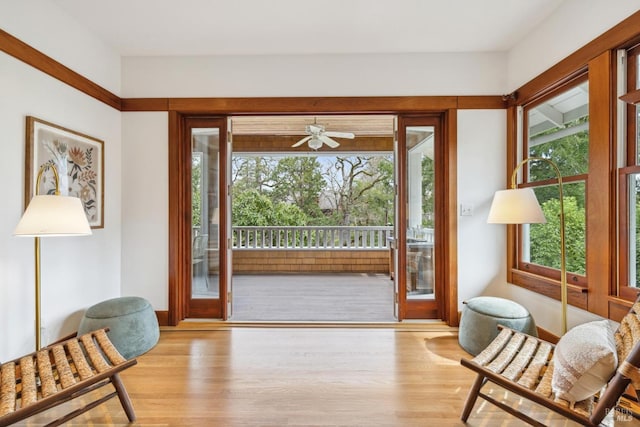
[
  {"xmin": 507, "ymin": 0, "xmax": 640, "ymax": 90},
  {"xmin": 456, "ymin": 110, "xmax": 506, "ymax": 306},
  {"xmin": 122, "ymin": 52, "xmax": 507, "ymax": 98},
  {"xmin": 0, "ymin": 1, "xmax": 122, "ymax": 360},
  {"xmin": 121, "ymin": 113, "xmax": 168, "ymax": 310},
  {"xmin": 0, "ymin": 0, "xmax": 121, "ymax": 95},
  {"xmin": 0, "ymin": 52, "xmax": 122, "ymax": 360}
]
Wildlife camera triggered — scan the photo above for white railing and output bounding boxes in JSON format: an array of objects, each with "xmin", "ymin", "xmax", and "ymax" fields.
[{"xmin": 232, "ymin": 226, "xmax": 394, "ymax": 250}]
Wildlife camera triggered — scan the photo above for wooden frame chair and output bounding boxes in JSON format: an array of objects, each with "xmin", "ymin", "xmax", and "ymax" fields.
[
  {"xmin": 460, "ymin": 298, "xmax": 640, "ymax": 426},
  {"xmin": 0, "ymin": 328, "xmax": 137, "ymax": 427}
]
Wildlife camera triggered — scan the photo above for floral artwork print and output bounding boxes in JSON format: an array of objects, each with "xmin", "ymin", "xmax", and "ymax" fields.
[{"xmin": 26, "ymin": 117, "xmax": 104, "ymax": 228}]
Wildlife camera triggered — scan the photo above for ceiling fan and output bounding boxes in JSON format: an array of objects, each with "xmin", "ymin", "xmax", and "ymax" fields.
[{"xmin": 291, "ymin": 124, "xmax": 355, "ymax": 150}]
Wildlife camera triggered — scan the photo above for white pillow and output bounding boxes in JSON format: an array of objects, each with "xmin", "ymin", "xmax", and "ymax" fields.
[{"xmin": 551, "ymin": 319, "xmax": 618, "ymax": 403}]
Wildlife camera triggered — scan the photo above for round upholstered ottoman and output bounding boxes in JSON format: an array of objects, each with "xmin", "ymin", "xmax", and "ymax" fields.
[
  {"xmin": 458, "ymin": 296, "xmax": 537, "ymax": 356},
  {"xmin": 78, "ymin": 296, "xmax": 159, "ymax": 359}
]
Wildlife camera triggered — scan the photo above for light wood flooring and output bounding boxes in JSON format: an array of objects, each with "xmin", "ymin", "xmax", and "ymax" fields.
[{"xmin": 17, "ymin": 327, "xmax": 640, "ymax": 426}]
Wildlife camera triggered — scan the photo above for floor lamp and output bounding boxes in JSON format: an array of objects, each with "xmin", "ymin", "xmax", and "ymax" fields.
[
  {"xmin": 487, "ymin": 157, "xmax": 568, "ymax": 334},
  {"xmin": 14, "ymin": 164, "xmax": 92, "ymax": 350}
]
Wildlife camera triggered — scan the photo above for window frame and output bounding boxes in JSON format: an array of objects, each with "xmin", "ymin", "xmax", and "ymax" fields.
[
  {"xmin": 514, "ymin": 74, "xmax": 590, "ymax": 294},
  {"xmin": 618, "ymin": 44, "xmax": 640, "ymax": 302}
]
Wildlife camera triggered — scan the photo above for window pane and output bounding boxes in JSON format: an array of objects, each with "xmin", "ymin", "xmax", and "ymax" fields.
[
  {"xmin": 406, "ymin": 125, "xmax": 435, "ymax": 300},
  {"xmin": 636, "ymin": 105, "xmax": 640, "ymax": 165},
  {"xmin": 527, "ymin": 82, "xmax": 589, "ymax": 180},
  {"xmin": 191, "ymin": 128, "xmax": 220, "ymax": 299},
  {"xmin": 629, "ymin": 174, "xmax": 640, "ymax": 287},
  {"xmin": 523, "ymin": 181, "xmax": 586, "ymax": 275}
]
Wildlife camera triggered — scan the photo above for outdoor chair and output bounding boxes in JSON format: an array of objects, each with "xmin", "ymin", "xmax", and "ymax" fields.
[{"xmin": 460, "ymin": 296, "xmax": 640, "ymax": 426}]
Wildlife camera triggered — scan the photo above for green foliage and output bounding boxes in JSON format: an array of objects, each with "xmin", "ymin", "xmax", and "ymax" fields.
[
  {"xmin": 528, "ymin": 118, "xmax": 589, "ymax": 208},
  {"xmin": 422, "ymin": 156, "xmax": 435, "ymax": 228},
  {"xmin": 325, "ymin": 156, "xmax": 394, "ymax": 226},
  {"xmin": 636, "ymin": 199, "xmax": 640, "ymax": 286},
  {"xmin": 232, "ymin": 189, "xmax": 307, "ymax": 226},
  {"xmin": 529, "ymin": 197, "xmax": 586, "ymax": 275},
  {"xmin": 231, "ymin": 154, "xmax": 396, "ymax": 227},
  {"xmin": 270, "ymin": 157, "xmax": 326, "ymax": 220},
  {"xmin": 191, "ymin": 156, "xmax": 202, "ymax": 227}
]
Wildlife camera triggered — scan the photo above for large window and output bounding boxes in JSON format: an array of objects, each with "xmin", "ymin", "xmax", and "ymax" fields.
[
  {"xmin": 619, "ymin": 45, "xmax": 640, "ymax": 300},
  {"xmin": 520, "ymin": 77, "xmax": 589, "ymax": 285}
]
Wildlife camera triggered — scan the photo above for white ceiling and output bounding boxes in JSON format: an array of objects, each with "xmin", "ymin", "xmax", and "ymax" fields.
[{"xmin": 52, "ymin": 0, "xmax": 565, "ymax": 57}]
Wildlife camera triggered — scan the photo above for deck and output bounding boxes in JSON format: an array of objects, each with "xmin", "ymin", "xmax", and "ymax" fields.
[{"xmin": 195, "ymin": 273, "xmax": 397, "ymax": 322}]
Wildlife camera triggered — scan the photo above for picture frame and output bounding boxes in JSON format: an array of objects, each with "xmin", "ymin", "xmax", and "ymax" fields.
[{"xmin": 25, "ymin": 116, "xmax": 104, "ymax": 229}]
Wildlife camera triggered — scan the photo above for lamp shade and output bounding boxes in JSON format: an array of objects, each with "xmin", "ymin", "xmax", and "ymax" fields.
[
  {"xmin": 487, "ymin": 188, "xmax": 546, "ymax": 224},
  {"xmin": 14, "ymin": 195, "xmax": 92, "ymax": 237}
]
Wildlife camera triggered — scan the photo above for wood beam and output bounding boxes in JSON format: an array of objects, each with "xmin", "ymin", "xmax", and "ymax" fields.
[{"xmin": 233, "ymin": 135, "xmax": 393, "ymax": 152}]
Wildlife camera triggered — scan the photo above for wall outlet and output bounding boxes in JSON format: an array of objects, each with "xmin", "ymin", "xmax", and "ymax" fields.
[{"xmin": 460, "ymin": 203, "xmax": 474, "ymax": 216}]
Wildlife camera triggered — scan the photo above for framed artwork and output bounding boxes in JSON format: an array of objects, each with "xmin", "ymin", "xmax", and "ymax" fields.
[{"xmin": 25, "ymin": 116, "xmax": 104, "ymax": 228}]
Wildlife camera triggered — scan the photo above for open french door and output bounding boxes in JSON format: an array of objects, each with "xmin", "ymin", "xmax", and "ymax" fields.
[
  {"xmin": 184, "ymin": 116, "xmax": 231, "ymax": 319},
  {"xmin": 396, "ymin": 115, "xmax": 443, "ymax": 320}
]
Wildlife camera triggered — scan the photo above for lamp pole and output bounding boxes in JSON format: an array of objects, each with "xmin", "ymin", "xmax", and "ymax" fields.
[
  {"xmin": 33, "ymin": 164, "xmax": 61, "ymax": 350},
  {"xmin": 510, "ymin": 157, "xmax": 567, "ymax": 334}
]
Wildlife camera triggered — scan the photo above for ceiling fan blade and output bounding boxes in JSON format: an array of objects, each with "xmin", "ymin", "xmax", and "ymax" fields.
[
  {"xmin": 319, "ymin": 134, "xmax": 340, "ymax": 148},
  {"xmin": 292, "ymin": 135, "xmax": 312, "ymax": 147},
  {"xmin": 324, "ymin": 131, "xmax": 355, "ymax": 139}
]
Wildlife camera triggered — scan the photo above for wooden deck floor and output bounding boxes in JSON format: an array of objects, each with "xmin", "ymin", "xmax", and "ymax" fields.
[
  {"xmin": 231, "ymin": 273, "xmax": 396, "ymax": 322},
  {"xmin": 194, "ymin": 273, "xmax": 397, "ymax": 322}
]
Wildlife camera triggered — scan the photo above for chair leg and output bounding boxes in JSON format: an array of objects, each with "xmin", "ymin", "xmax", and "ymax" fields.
[
  {"xmin": 111, "ymin": 373, "xmax": 136, "ymax": 422},
  {"xmin": 461, "ymin": 373, "xmax": 486, "ymax": 422}
]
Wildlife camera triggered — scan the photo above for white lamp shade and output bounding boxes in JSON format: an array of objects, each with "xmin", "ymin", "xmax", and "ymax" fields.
[
  {"xmin": 487, "ymin": 188, "xmax": 546, "ymax": 224},
  {"xmin": 14, "ymin": 195, "xmax": 92, "ymax": 237}
]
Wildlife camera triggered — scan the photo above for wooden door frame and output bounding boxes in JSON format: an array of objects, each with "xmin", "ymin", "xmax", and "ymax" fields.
[
  {"xmin": 169, "ymin": 114, "xmax": 230, "ymax": 323},
  {"xmin": 166, "ymin": 96, "xmax": 482, "ymax": 326}
]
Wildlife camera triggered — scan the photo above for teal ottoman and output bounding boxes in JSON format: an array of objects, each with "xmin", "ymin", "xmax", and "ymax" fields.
[
  {"xmin": 458, "ymin": 296, "xmax": 537, "ymax": 356},
  {"xmin": 78, "ymin": 296, "xmax": 159, "ymax": 359}
]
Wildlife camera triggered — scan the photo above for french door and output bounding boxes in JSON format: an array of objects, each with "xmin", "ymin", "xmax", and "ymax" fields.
[
  {"xmin": 183, "ymin": 116, "xmax": 231, "ymax": 319},
  {"xmin": 396, "ymin": 115, "xmax": 444, "ymax": 320},
  {"xmin": 168, "ymin": 108, "xmax": 455, "ymax": 326}
]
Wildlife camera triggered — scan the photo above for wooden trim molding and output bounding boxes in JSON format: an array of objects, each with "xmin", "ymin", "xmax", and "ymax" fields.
[
  {"xmin": 0, "ymin": 29, "xmax": 121, "ymax": 110},
  {"xmin": 155, "ymin": 310, "xmax": 169, "ymax": 327},
  {"xmin": 120, "ymin": 96, "xmax": 506, "ymax": 113}
]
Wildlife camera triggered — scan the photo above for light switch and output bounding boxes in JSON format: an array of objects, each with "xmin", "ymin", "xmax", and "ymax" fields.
[{"xmin": 460, "ymin": 203, "xmax": 474, "ymax": 216}]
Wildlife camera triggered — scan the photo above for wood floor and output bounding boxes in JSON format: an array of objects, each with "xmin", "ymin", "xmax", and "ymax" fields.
[{"xmin": 18, "ymin": 327, "xmax": 640, "ymax": 426}]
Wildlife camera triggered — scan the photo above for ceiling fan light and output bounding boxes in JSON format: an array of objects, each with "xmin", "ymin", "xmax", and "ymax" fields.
[{"xmin": 308, "ymin": 137, "xmax": 323, "ymax": 150}]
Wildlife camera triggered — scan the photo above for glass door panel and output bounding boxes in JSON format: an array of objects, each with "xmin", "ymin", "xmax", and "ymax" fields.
[
  {"xmin": 406, "ymin": 126, "xmax": 435, "ymax": 300},
  {"xmin": 398, "ymin": 115, "xmax": 441, "ymax": 320},
  {"xmin": 191, "ymin": 128, "xmax": 221, "ymax": 299}
]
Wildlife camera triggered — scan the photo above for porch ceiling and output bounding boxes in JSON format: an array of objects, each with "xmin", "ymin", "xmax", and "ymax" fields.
[{"xmin": 231, "ymin": 115, "xmax": 395, "ymax": 152}]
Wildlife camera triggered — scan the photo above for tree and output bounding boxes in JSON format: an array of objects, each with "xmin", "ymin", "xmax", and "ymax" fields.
[
  {"xmin": 232, "ymin": 189, "xmax": 307, "ymax": 226},
  {"xmin": 528, "ymin": 118, "xmax": 589, "ymax": 209},
  {"xmin": 270, "ymin": 157, "xmax": 326, "ymax": 221},
  {"xmin": 349, "ymin": 156, "xmax": 394, "ymax": 225},
  {"xmin": 191, "ymin": 155, "xmax": 202, "ymax": 227},
  {"xmin": 529, "ymin": 197, "xmax": 586, "ymax": 274},
  {"xmin": 324, "ymin": 156, "xmax": 392, "ymax": 225},
  {"xmin": 232, "ymin": 156, "xmax": 277, "ymax": 194}
]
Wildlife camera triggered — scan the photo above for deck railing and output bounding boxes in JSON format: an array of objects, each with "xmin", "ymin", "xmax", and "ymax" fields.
[{"xmin": 232, "ymin": 226, "xmax": 394, "ymax": 250}]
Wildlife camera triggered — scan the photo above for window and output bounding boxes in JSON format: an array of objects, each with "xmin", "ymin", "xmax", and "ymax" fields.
[
  {"xmin": 519, "ymin": 77, "xmax": 589, "ymax": 286},
  {"xmin": 619, "ymin": 45, "xmax": 640, "ymax": 300}
]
